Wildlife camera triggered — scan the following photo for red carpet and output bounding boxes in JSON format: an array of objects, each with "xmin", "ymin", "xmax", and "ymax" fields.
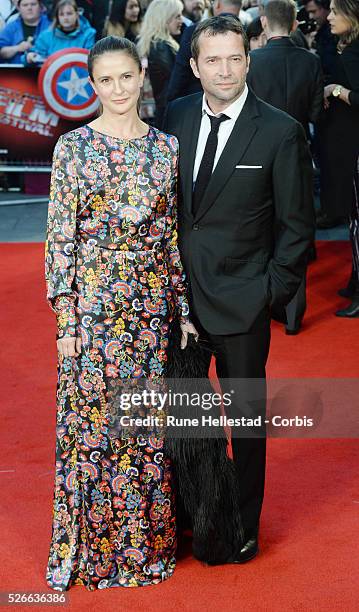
[{"xmin": 0, "ymin": 242, "xmax": 358, "ymax": 611}]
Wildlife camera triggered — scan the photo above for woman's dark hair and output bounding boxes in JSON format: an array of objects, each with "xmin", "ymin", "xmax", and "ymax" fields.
[
  {"xmin": 246, "ymin": 17, "xmax": 263, "ymax": 41},
  {"xmin": 333, "ymin": 0, "xmax": 359, "ymax": 51},
  {"xmin": 191, "ymin": 15, "xmax": 249, "ymax": 63},
  {"xmin": 109, "ymin": 0, "xmax": 142, "ymax": 27},
  {"xmin": 88, "ymin": 36, "xmax": 142, "ymax": 80}
]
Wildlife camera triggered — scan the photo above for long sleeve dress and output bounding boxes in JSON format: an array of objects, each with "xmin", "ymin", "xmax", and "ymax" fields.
[
  {"xmin": 45, "ymin": 124, "xmax": 189, "ymax": 591},
  {"xmin": 318, "ymin": 38, "xmax": 359, "ymax": 219}
]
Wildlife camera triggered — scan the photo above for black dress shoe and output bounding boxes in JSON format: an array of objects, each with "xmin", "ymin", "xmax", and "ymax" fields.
[
  {"xmin": 232, "ymin": 536, "xmax": 259, "ymax": 564},
  {"xmin": 335, "ymin": 300, "xmax": 359, "ymax": 317},
  {"xmin": 204, "ymin": 536, "xmax": 259, "ymax": 565},
  {"xmin": 206, "ymin": 536, "xmax": 259, "ymax": 565}
]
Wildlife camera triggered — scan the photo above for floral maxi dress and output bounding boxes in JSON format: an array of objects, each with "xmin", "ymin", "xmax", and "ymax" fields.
[{"xmin": 45, "ymin": 125, "xmax": 189, "ymax": 590}]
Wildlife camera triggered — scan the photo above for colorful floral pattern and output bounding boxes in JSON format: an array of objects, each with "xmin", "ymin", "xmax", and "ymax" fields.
[{"xmin": 45, "ymin": 125, "xmax": 189, "ymax": 591}]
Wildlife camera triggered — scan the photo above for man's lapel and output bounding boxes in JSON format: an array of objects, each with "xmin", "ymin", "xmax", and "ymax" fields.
[
  {"xmin": 179, "ymin": 95, "xmax": 202, "ymax": 216},
  {"xmin": 194, "ymin": 90, "xmax": 260, "ymax": 222}
]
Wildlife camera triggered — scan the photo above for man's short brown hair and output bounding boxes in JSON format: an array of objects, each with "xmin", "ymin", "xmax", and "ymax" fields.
[
  {"xmin": 191, "ymin": 15, "xmax": 249, "ymax": 63},
  {"xmin": 264, "ymin": 0, "xmax": 297, "ymax": 33}
]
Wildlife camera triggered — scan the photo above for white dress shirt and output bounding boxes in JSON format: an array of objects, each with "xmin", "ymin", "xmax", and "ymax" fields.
[{"xmin": 193, "ymin": 85, "xmax": 249, "ymax": 184}]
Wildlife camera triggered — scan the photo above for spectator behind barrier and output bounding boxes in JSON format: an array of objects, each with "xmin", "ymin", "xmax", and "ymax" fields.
[
  {"xmin": 0, "ymin": 0, "xmax": 50, "ymax": 63},
  {"xmin": 306, "ymin": 0, "xmax": 338, "ymax": 82},
  {"xmin": 181, "ymin": 0, "xmax": 205, "ymax": 25},
  {"xmin": 103, "ymin": 0, "xmax": 142, "ymax": 42},
  {"xmin": 246, "ymin": 15, "xmax": 266, "ymax": 48},
  {"xmin": 25, "ymin": 0, "xmax": 95, "ymax": 64},
  {"xmin": 137, "ymin": 0, "xmax": 183, "ymax": 127}
]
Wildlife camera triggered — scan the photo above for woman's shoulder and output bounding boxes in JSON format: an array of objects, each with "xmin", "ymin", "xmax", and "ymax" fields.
[
  {"xmin": 56, "ymin": 126, "xmax": 92, "ymax": 148},
  {"xmin": 151, "ymin": 126, "xmax": 179, "ymax": 153},
  {"xmin": 150, "ymin": 39, "xmax": 175, "ymax": 55}
]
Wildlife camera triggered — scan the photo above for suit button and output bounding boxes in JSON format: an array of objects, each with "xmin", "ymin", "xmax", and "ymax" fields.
[{"xmin": 192, "ymin": 224, "xmax": 199, "ymax": 231}]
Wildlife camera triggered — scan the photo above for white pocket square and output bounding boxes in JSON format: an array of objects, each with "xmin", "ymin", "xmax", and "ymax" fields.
[{"xmin": 236, "ymin": 165, "xmax": 263, "ymax": 169}]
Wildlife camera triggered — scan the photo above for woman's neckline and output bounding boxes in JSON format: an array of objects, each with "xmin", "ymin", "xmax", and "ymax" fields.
[{"xmin": 86, "ymin": 124, "xmax": 152, "ymax": 142}]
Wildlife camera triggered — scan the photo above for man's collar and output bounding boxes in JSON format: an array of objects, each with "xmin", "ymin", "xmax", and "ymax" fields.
[{"xmin": 202, "ymin": 84, "xmax": 249, "ymax": 119}]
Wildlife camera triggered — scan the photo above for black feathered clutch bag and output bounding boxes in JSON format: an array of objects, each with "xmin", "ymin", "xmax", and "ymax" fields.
[{"xmin": 165, "ymin": 320, "xmax": 244, "ymax": 564}]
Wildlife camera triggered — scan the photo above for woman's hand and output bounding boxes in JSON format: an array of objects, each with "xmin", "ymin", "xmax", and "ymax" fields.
[
  {"xmin": 324, "ymin": 84, "xmax": 336, "ymax": 109},
  {"xmin": 180, "ymin": 321, "xmax": 199, "ymax": 349},
  {"xmin": 57, "ymin": 336, "xmax": 82, "ymax": 358}
]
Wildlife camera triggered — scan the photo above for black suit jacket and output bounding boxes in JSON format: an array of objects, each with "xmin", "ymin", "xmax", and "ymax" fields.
[
  {"xmin": 163, "ymin": 90, "xmax": 315, "ymax": 335},
  {"xmin": 148, "ymin": 40, "xmax": 176, "ymax": 128},
  {"xmin": 247, "ymin": 37, "xmax": 323, "ymax": 134},
  {"xmin": 167, "ymin": 24, "xmax": 202, "ymax": 102}
]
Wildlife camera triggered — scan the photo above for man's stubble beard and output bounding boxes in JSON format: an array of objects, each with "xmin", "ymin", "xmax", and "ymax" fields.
[{"xmin": 206, "ymin": 81, "xmax": 246, "ymax": 105}]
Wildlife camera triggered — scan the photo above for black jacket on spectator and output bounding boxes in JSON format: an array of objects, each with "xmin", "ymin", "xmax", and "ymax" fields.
[
  {"xmin": 247, "ymin": 37, "xmax": 323, "ymax": 136},
  {"xmin": 290, "ymin": 27, "xmax": 309, "ymax": 49},
  {"xmin": 314, "ymin": 21, "xmax": 338, "ymax": 84},
  {"xmin": 317, "ymin": 38, "xmax": 359, "ymax": 218},
  {"xmin": 148, "ymin": 40, "xmax": 176, "ymax": 128},
  {"xmin": 77, "ymin": 0, "xmax": 110, "ymax": 40},
  {"xmin": 167, "ymin": 24, "xmax": 202, "ymax": 102}
]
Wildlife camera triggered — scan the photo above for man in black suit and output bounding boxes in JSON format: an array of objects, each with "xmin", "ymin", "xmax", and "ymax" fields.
[
  {"xmin": 247, "ymin": 0, "xmax": 323, "ymax": 136},
  {"xmin": 164, "ymin": 15, "xmax": 314, "ymax": 562},
  {"xmin": 247, "ymin": 0, "xmax": 323, "ymax": 334}
]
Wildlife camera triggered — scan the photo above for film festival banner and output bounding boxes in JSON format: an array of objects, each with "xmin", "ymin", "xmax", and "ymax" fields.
[{"xmin": 0, "ymin": 48, "xmax": 99, "ymax": 164}]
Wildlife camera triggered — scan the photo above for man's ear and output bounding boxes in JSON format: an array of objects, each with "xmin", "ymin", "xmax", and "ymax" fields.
[
  {"xmin": 291, "ymin": 18, "xmax": 299, "ymax": 32},
  {"xmin": 190, "ymin": 57, "xmax": 200, "ymax": 79},
  {"xmin": 260, "ymin": 15, "xmax": 267, "ymax": 30},
  {"xmin": 246, "ymin": 54, "xmax": 250, "ymax": 74}
]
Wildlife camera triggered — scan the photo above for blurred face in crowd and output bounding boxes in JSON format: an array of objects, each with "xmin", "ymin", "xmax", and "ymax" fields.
[
  {"xmin": 18, "ymin": 0, "xmax": 41, "ymax": 25},
  {"xmin": 327, "ymin": 1, "xmax": 351, "ymax": 34},
  {"xmin": 125, "ymin": 0, "xmax": 141, "ymax": 23},
  {"xmin": 58, "ymin": 4, "xmax": 78, "ymax": 31},
  {"xmin": 190, "ymin": 31, "xmax": 250, "ymax": 112},
  {"xmin": 90, "ymin": 51, "xmax": 145, "ymax": 117},
  {"xmin": 168, "ymin": 10, "xmax": 183, "ymax": 36},
  {"xmin": 306, "ymin": 1, "xmax": 329, "ymax": 27},
  {"xmin": 183, "ymin": 0, "xmax": 205, "ymax": 22},
  {"xmin": 249, "ymin": 31, "xmax": 266, "ymax": 49}
]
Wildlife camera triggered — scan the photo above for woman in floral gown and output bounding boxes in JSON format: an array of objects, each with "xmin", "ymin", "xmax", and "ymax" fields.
[{"xmin": 45, "ymin": 36, "xmax": 196, "ymax": 591}]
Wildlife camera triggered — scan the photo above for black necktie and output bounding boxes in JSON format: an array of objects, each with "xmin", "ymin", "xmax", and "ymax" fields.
[{"xmin": 192, "ymin": 113, "xmax": 229, "ymax": 216}]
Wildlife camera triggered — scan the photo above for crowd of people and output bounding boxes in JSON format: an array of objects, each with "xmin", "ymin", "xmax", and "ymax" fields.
[{"xmin": 1, "ymin": 0, "xmax": 358, "ymax": 317}]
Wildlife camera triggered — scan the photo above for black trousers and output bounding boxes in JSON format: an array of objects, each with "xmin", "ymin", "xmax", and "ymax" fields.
[
  {"xmin": 285, "ymin": 273, "xmax": 307, "ymax": 331},
  {"xmin": 350, "ymin": 157, "xmax": 359, "ymax": 283},
  {"xmin": 193, "ymin": 309, "xmax": 271, "ymax": 540}
]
